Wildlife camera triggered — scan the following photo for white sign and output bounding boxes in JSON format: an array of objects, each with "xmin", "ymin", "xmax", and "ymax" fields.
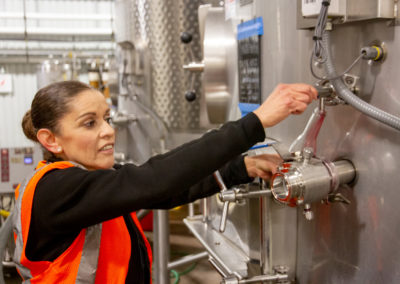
[
  {"xmin": 0, "ymin": 74, "xmax": 13, "ymax": 93},
  {"xmin": 225, "ymin": 0, "xmax": 237, "ymax": 20}
]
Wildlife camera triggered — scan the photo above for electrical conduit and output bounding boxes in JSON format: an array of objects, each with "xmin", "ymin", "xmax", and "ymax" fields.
[{"xmin": 323, "ymin": 31, "xmax": 400, "ymax": 131}]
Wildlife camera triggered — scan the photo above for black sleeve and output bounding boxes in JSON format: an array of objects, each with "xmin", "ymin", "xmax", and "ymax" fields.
[
  {"xmin": 149, "ymin": 154, "xmax": 253, "ymax": 209},
  {"xmin": 33, "ymin": 113, "xmax": 265, "ymax": 234}
]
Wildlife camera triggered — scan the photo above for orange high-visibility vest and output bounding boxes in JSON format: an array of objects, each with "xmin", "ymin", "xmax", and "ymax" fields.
[{"xmin": 13, "ymin": 160, "xmax": 153, "ymax": 283}]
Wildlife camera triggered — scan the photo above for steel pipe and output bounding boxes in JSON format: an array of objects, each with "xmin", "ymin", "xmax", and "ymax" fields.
[
  {"xmin": 153, "ymin": 210, "xmax": 170, "ymax": 284},
  {"xmin": 167, "ymin": 251, "xmax": 208, "ymax": 270}
]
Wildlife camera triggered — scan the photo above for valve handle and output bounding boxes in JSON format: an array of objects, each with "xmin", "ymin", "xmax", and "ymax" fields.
[
  {"xmin": 219, "ymin": 201, "xmax": 230, "ymax": 232},
  {"xmin": 213, "ymin": 171, "xmax": 230, "ymax": 233},
  {"xmin": 180, "ymin": 32, "xmax": 193, "ymax": 44},
  {"xmin": 185, "ymin": 90, "xmax": 196, "ymax": 102}
]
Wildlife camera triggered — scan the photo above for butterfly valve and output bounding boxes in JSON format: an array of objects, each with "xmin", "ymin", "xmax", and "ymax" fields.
[{"xmin": 270, "ymin": 147, "xmax": 356, "ymax": 220}]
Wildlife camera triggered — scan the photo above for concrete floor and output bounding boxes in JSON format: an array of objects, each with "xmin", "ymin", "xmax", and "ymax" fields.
[{"xmin": 167, "ymin": 234, "xmax": 221, "ymax": 284}]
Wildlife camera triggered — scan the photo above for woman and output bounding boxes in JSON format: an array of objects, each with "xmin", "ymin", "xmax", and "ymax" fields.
[{"xmin": 15, "ymin": 80, "xmax": 317, "ymax": 283}]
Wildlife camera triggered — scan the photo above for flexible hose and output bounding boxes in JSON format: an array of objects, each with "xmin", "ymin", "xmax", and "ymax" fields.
[
  {"xmin": 170, "ymin": 269, "xmax": 180, "ymax": 284},
  {"xmin": 323, "ymin": 31, "xmax": 400, "ymax": 131},
  {"xmin": 0, "ymin": 210, "xmax": 15, "ymax": 284}
]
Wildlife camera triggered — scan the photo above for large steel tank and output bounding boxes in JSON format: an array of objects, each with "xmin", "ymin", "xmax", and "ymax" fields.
[
  {"xmin": 184, "ymin": 1, "xmax": 400, "ymax": 283},
  {"xmin": 256, "ymin": 1, "xmax": 400, "ymax": 283},
  {"xmin": 115, "ymin": 0, "xmax": 209, "ymax": 131}
]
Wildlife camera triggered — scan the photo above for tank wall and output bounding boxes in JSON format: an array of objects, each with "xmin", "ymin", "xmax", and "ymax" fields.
[{"xmin": 249, "ymin": 0, "xmax": 400, "ymax": 283}]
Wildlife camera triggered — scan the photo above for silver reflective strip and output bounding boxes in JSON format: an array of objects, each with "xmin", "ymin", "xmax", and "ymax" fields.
[
  {"xmin": 75, "ymin": 224, "xmax": 102, "ymax": 284},
  {"xmin": 13, "ymin": 162, "xmax": 102, "ymax": 284},
  {"xmin": 13, "ymin": 167, "xmax": 41, "ymax": 282},
  {"xmin": 69, "ymin": 161, "xmax": 103, "ymax": 284}
]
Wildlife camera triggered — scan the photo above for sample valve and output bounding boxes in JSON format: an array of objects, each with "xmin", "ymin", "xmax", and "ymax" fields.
[
  {"xmin": 213, "ymin": 170, "xmax": 270, "ymax": 232},
  {"xmin": 271, "ymin": 147, "xmax": 356, "ymax": 219}
]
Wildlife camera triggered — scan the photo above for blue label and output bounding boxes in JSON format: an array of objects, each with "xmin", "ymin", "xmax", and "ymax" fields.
[
  {"xmin": 239, "ymin": 102, "xmax": 260, "ymax": 117},
  {"xmin": 237, "ymin": 17, "xmax": 264, "ymax": 40}
]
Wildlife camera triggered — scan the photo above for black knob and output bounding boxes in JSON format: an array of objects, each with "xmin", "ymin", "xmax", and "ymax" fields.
[
  {"xmin": 180, "ymin": 32, "xmax": 192, "ymax": 44},
  {"xmin": 185, "ymin": 90, "xmax": 196, "ymax": 102}
]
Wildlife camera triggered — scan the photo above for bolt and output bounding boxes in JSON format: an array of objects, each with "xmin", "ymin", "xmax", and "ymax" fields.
[
  {"xmin": 304, "ymin": 210, "xmax": 314, "ymax": 220},
  {"xmin": 274, "ymin": 265, "xmax": 289, "ymax": 274},
  {"xmin": 345, "ymin": 77, "xmax": 354, "ymax": 85},
  {"xmin": 303, "ymin": 204, "xmax": 314, "ymax": 220}
]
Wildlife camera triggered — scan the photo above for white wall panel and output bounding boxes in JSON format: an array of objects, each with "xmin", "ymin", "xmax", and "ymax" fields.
[
  {"xmin": 0, "ymin": 64, "xmax": 37, "ymax": 148},
  {"xmin": 0, "ymin": 0, "xmax": 115, "ymax": 148}
]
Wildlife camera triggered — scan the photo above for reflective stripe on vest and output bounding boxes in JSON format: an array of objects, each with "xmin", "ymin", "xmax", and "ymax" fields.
[{"xmin": 13, "ymin": 161, "xmax": 102, "ymax": 283}]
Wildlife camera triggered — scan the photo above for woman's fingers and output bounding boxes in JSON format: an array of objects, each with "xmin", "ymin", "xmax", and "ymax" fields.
[
  {"xmin": 244, "ymin": 154, "xmax": 283, "ymax": 180},
  {"xmin": 288, "ymin": 84, "xmax": 318, "ymax": 100},
  {"xmin": 254, "ymin": 83, "xmax": 317, "ymax": 128},
  {"xmin": 289, "ymin": 101, "xmax": 308, "ymax": 115}
]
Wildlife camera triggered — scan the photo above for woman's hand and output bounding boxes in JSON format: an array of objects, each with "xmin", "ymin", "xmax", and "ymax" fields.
[
  {"xmin": 253, "ymin": 83, "xmax": 318, "ymax": 128},
  {"xmin": 244, "ymin": 154, "xmax": 283, "ymax": 181}
]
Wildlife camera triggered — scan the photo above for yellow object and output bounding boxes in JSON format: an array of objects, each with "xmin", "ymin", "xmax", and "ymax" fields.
[
  {"xmin": 0, "ymin": 209, "xmax": 10, "ymax": 218},
  {"xmin": 372, "ymin": 46, "xmax": 381, "ymax": 61}
]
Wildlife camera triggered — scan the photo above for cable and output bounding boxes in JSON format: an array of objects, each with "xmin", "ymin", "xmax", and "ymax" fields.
[
  {"xmin": 170, "ymin": 269, "xmax": 180, "ymax": 284},
  {"xmin": 323, "ymin": 31, "xmax": 400, "ymax": 131},
  {"xmin": 178, "ymin": 262, "xmax": 197, "ymax": 276},
  {"xmin": 312, "ymin": 0, "xmax": 331, "ymax": 64},
  {"xmin": 168, "ymin": 261, "xmax": 198, "ymax": 284},
  {"xmin": 310, "ymin": 0, "xmax": 366, "ymax": 81},
  {"xmin": 310, "ymin": 51, "xmax": 364, "ymax": 81}
]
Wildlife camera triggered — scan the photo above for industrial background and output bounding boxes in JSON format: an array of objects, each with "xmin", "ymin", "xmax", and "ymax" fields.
[{"xmin": 0, "ymin": 0, "xmax": 399, "ymax": 283}]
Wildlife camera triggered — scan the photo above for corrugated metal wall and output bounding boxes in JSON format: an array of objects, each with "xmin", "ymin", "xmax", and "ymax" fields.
[{"xmin": 0, "ymin": 0, "xmax": 115, "ymax": 148}]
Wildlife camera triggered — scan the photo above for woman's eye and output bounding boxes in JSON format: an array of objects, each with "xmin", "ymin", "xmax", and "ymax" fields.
[
  {"xmin": 84, "ymin": 120, "xmax": 96, "ymax": 128},
  {"xmin": 105, "ymin": 117, "xmax": 112, "ymax": 124}
]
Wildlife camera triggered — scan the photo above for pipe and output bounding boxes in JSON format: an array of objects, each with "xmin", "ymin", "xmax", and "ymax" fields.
[
  {"xmin": 167, "ymin": 251, "xmax": 208, "ymax": 270},
  {"xmin": 0, "ymin": 27, "xmax": 113, "ymax": 37},
  {"xmin": 0, "ymin": 211, "xmax": 15, "ymax": 284},
  {"xmin": 0, "ymin": 12, "xmax": 112, "ymax": 21},
  {"xmin": 188, "ymin": 203, "xmax": 195, "ymax": 217},
  {"xmin": 323, "ymin": 31, "xmax": 400, "ymax": 131},
  {"xmin": 153, "ymin": 210, "xmax": 170, "ymax": 284},
  {"xmin": 136, "ymin": 209, "xmax": 151, "ymax": 221}
]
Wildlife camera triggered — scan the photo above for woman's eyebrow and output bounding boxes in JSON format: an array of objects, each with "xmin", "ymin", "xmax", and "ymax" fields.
[{"xmin": 76, "ymin": 112, "xmax": 96, "ymax": 121}]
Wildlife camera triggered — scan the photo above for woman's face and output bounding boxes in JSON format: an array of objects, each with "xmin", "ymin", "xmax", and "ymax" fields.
[{"xmin": 55, "ymin": 90, "xmax": 115, "ymax": 170}]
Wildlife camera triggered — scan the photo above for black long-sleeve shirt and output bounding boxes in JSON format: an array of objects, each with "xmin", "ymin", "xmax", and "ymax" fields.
[{"xmin": 25, "ymin": 113, "xmax": 265, "ymax": 283}]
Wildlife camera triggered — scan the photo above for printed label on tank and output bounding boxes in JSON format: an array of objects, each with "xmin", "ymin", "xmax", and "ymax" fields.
[{"xmin": 237, "ymin": 17, "xmax": 263, "ymax": 117}]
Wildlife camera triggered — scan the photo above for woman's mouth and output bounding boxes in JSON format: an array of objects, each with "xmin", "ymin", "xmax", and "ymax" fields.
[{"xmin": 100, "ymin": 144, "xmax": 114, "ymax": 152}]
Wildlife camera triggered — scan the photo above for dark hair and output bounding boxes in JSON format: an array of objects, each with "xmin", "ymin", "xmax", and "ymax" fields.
[{"xmin": 22, "ymin": 81, "xmax": 94, "ymax": 158}]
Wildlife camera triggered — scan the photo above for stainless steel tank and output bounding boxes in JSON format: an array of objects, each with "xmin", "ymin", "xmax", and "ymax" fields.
[
  {"xmin": 115, "ymin": 0, "xmax": 208, "ymax": 130},
  {"xmin": 185, "ymin": 0, "xmax": 400, "ymax": 283},
  {"xmin": 255, "ymin": 1, "xmax": 400, "ymax": 283}
]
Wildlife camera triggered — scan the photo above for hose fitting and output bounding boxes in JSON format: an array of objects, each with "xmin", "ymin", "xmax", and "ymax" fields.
[{"xmin": 361, "ymin": 45, "xmax": 384, "ymax": 61}]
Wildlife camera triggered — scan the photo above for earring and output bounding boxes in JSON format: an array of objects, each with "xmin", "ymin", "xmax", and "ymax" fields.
[{"xmin": 57, "ymin": 146, "xmax": 62, "ymax": 153}]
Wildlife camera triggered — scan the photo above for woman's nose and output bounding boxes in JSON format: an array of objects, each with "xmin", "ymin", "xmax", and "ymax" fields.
[{"xmin": 100, "ymin": 120, "xmax": 115, "ymax": 138}]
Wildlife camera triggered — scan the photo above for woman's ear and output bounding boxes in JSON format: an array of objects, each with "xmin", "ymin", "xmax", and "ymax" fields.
[{"xmin": 36, "ymin": 129, "xmax": 62, "ymax": 154}]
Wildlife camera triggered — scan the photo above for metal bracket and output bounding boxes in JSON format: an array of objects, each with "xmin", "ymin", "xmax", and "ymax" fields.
[{"xmin": 325, "ymin": 192, "xmax": 351, "ymax": 205}]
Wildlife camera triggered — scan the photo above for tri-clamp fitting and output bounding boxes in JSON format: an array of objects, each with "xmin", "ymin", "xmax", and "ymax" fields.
[{"xmin": 271, "ymin": 147, "xmax": 356, "ymax": 219}]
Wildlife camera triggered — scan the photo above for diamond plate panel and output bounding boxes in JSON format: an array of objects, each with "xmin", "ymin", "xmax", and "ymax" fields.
[{"xmin": 122, "ymin": 0, "xmax": 203, "ymax": 130}]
